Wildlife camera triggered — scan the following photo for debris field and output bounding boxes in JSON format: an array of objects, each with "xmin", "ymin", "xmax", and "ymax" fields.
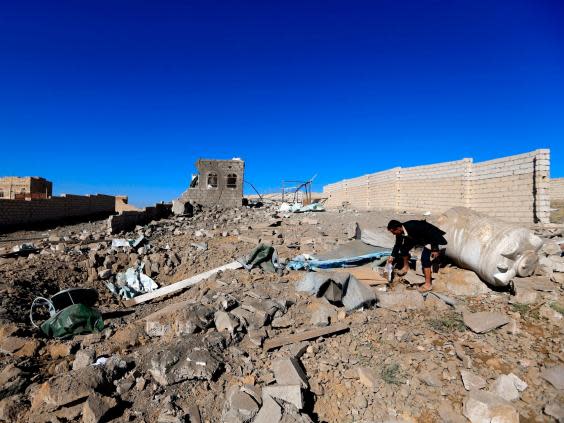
[{"xmin": 0, "ymin": 204, "xmax": 563, "ymax": 423}]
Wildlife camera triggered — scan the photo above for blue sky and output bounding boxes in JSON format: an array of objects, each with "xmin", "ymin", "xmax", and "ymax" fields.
[{"xmin": 0, "ymin": 1, "xmax": 562, "ymax": 207}]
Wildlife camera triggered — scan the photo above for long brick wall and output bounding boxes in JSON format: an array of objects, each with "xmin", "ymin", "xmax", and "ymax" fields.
[
  {"xmin": 551, "ymin": 177, "xmax": 564, "ymax": 201},
  {"xmin": 0, "ymin": 194, "xmax": 116, "ymax": 232},
  {"xmin": 323, "ymin": 149, "xmax": 551, "ymax": 224}
]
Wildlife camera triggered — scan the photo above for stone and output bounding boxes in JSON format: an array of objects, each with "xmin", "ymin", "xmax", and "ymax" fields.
[
  {"xmin": 375, "ymin": 291, "xmax": 424, "ymax": 312},
  {"xmin": 539, "ymin": 304, "xmax": 563, "ymax": 323},
  {"xmin": 357, "ymin": 367, "xmax": 379, "ymax": 388},
  {"xmin": 214, "ymin": 311, "xmax": 239, "ymax": 334},
  {"xmin": 228, "ymin": 388, "xmax": 260, "ymax": 418},
  {"xmin": 147, "ymin": 338, "xmax": 221, "ymax": 386},
  {"xmin": 253, "ymin": 395, "xmax": 282, "ymax": 423},
  {"xmin": 438, "ymin": 400, "xmax": 467, "ymax": 423},
  {"xmin": 31, "ymin": 366, "xmax": 105, "ymax": 411},
  {"xmin": 98, "ymin": 269, "xmax": 112, "ymax": 280},
  {"xmin": 0, "ymin": 395, "xmax": 23, "ymax": 422},
  {"xmin": 341, "ymin": 276, "xmax": 376, "ymax": 311},
  {"xmin": 544, "ymin": 402, "xmax": 564, "ymax": 420},
  {"xmin": 434, "ymin": 268, "xmax": 491, "ymax": 296},
  {"xmin": 419, "ymin": 371, "xmax": 442, "ymax": 388},
  {"xmin": 490, "ymin": 374, "xmax": 527, "ymax": 401},
  {"xmin": 460, "ymin": 370, "xmax": 486, "ymax": 391},
  {"xmin": 262, "ymin": 385, "xmax": 303, "ymax": 410},
  {"xmin": 73, "ymin": 349, "xmax": 96, "ymax": 370},
  {"xmin": 172, "ymin": 199, "xmax": 193, "ymax": 216},
  {"xmin": 424, "ymin": 293, "xmax": 451, "ymax": 311},
  {"xmin": 46, "ymin": 342, "xmax": 74, "ymax": 359},
  {"xmin": 463, "ymin": 390, "xmax": 519, "ymax": 423},
  {"xmin": 0, "ymin": 336, "xmax": 40, "ymax": 357},
  {"xmin": 0, "ymin": 364, "xmax": 29, "ymax": 398},
  {"xmin": 272, "ymin": 358, "xmax": 309, "ymax": 388},
  {"xmin": 508, "ymin": 287, "xmax": 539, "ymax": 305},
  {"xmin": 463, "ymin": 312, "xmax": 509, "ymax": 333},
  {"xmin": 541, "ymin": 365, "xmax": 564, "ymax": 390},
  {"xmin": 308, "ymin": 302, "xmax": 335, "ymax": 327},
  {"xmin": 82, "ymin": 393, "xmax": 117, "ymax": 423}
]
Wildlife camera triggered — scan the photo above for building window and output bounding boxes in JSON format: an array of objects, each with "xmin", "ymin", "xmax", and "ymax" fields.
[
  {"xmin": 226, "ymin": 174, "xmax": 237, "ymax": 189},
  {"xmin": 0, "ymin": 191, "xmax": 3, "ymax": 198},
  {"xmin": 207, "ymin": 173, "xmax": 218, "ymax": 189}
]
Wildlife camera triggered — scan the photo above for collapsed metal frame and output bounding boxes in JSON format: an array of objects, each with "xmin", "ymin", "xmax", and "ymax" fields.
[{"xmin": 281, "ymin": 175, "xmax": 317, "ymax": 205}]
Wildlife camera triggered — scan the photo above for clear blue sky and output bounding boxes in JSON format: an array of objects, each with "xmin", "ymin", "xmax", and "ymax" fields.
[{"xmin": 1, "ymin": 1, "xmax": 562, "ymax": 207}]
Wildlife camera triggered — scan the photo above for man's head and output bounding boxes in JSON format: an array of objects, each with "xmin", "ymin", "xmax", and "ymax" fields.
[{"xmin": 387, "ymin": 219, "xmax": 403, "ymax": 235}]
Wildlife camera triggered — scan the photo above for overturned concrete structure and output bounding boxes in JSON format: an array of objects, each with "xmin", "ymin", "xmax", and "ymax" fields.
[
  {"xmin": 437, "ymin": 207, "xmax": 543, "ymax": 287},
  {"xmin": 175, "ymin": 159, "xmax": 245, "ymax": 210}
]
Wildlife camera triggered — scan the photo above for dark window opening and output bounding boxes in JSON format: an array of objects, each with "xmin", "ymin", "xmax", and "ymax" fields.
[
  {"xmin": 226, "ymin": 174, "xmax": 237, "ymax": 189},
  {"xmin": 207, "ymin": 173, "xmax": 218, "ymax": 188}
]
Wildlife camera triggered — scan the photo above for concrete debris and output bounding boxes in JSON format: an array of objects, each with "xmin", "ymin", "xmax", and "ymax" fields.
[
  {"xmin": 375, "ymin": 290, "xmax": 424, "ymax": 312},
  {"xmin": 460, "ymin": 369, "xmax": 486, "ymax": 391},
  {"xmin": 541, "ymin": 365, "xmax": 564, "ymax": 390},
  {"xmin": 463, "ymin": 390, "xmax": 519, "ymax": 423},
  {"xmin": 463, "ymin": 311, "xmax": 509, "ymax": 333},
  {"xmin": 262, "ymin": 385, "xmax": 303, "ymax": 410},
  {"xmin": 489, "ymin": 373, "xmax": 527, "ymax": 401},
  {"xmin": 0, "ymin": 203, "xmax": 562, "ymax": 422},
  {"xmin": 272, "ymin": 358, "xmax": 309, "ymax": 388}
]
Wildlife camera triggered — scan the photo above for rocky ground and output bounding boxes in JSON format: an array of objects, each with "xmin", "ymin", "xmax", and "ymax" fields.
[{"xmin": 0, "ymin": 205, "xmax": 563, "ymax": 422}]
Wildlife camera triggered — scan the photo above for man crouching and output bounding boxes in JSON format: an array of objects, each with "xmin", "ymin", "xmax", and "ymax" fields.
[{"xmin": 386, "ymin": 219, "xmax": 447, "ymax": 292}]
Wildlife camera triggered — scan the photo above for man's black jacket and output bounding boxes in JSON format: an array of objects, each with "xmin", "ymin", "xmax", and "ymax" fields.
[{"xmin": 391, "ymin": 220, "xmax": 447, "ymax": 258}]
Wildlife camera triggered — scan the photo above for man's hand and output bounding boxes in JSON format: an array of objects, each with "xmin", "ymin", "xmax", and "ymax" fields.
[
  {"xmin": 387, "ymin": 256, "xmax": 394, "ymax": 264},
  {"xmin": 430, "ymin": 251, "xmax": 439, "ymax": 261}
]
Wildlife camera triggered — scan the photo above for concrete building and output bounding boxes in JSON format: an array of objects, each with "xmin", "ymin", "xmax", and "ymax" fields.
[
  {"xmin": 0, "ymin": 176, "xmax": 53, "ymax": 199},
  {"xmin": 177, "ymin": 159, "xmax": 245, "ymax": 209}
]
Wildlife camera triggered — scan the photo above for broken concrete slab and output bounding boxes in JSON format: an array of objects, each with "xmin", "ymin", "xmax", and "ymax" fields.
[
  {"xmin": 147, "ymin": 338, "xmax": 221, "ymax": 386},
  {"xmin": 490, "ymin": 374, "xmax": 527, "ymax": 401},
  {"xmin": 272, "ymin": 358, "xmax": 309, "ymax": 389},
  {"xmin": 82, "ymin": 393, "xmax": 117, "ymax": 423},
  {"xmin": 463, "ymin": 390, "xmax": 519, "ymax": 423},
  {"xmin": 460, "ymin": 369, "xmax": 486, "ymax": 391},
  {"xmin": 463, "ymin": 311, "xmax": 509, "ymax": 333},
  {"xmin": 31, "ymin": 366, "xmax": 106, "ymax": 412},
  {"xmin": 262, "ymin": 385, "xmax": 303, "ymax": 410},
  {"xmin": 357, "ymin": 367, "xmax": 379, "ymax": 388},
  {"xmin": 541, "ymin": 364, "xmax": 564, "ymax": 390},
  {"xmin": 253, "ymin": 395, "xmax": 282, "ymax": 423},
  {"xmin": 375, "ymin": 290, "xmax": 424, "ymax": 312},
  {"xmin": 341, "ymin": 275, "xmax": 376, "ymax": 311},
  {"xmin": 263, "ymin": 323, "xmax": 350, "ymax": 351},
  {"xmin": 214, "ymin": 311, "xmax": 239, "ymax": 334}
]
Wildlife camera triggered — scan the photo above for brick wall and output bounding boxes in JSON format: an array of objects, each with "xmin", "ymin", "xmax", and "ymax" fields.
[
  {"xmin": 0, "ymin": 194, "xmax": 116, "ymax": 231},
  {"xmin": 323, "ymin": 149, "xmax": 551, "ymax": 224},
  {"xmin": 551, "ymin": 177, "xmax": 564, "ymax": 201}
]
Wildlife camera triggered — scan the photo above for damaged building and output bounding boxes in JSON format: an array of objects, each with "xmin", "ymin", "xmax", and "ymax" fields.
[{"xmin": 174, "ymin": 159, "xmax": 245, "ymax": 213}]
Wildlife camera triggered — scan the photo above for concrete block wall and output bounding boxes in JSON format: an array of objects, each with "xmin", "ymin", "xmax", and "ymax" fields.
[
  {"xmin": 0, "ymin": 194, "xmax": 116, "ymax": 231},
  {"xmin": 550, "ymin": 177, "xmax": 564, "ymax": 201},
  {"xmin": 323, "ymin": 149, "xmax": 550, "ymax": 224},
  {"xmin": 108, "ymin": 203, "xmax": 172, "ymax": 234}
]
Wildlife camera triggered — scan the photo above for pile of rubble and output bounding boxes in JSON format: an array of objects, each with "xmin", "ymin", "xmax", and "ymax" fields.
[{"xmin": 0, "ymin": 205, "xmax": 563, "ymax": 422}]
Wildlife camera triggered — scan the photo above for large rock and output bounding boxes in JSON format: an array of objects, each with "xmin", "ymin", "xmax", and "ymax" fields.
[
  {"xmin": 0, "ymin": 365, "xmax": 29, "ymax": 398},
  {"xmin": 253, "ymin": 395, "xmax": 282, "ymax": 423},
  {"xmin": 144, "ymin": 302, "xmax": 213, "ymax": 338},
  {"xmin": 31, "ymin": 366, "xmax": 106, "ymax": 411},
  {"xmin": 460, "ymin": 370, "xmax": 486, "ymax": 391},
  {"xmin": 541, "ymin": 365, "xmax": 564, "ymax": 390},
  {"xmin": 272, "ymin": 358, "xmax": 309, "ymax": 389},
  {"xmin": 82, "ymin": 393, "xmax": 117, "ymax": 423},
  {"xmin": 463, "ymin": 390, "xmax": 519, "ymax": 423},
  {"xmin": 341, "ymin": 276, "xmax": 376, "ymax": 311},
  {"xmin": 463, "ymin": 312, "xmax": 509, "ymax": 333},
  {"xmin": 262, "ymin": 385, "xmax": 303, "ymax": 410},
  {"xmin": 375, "ymin": 290, "xmax": 424, "ymax": 312},
  {"xmin": 434, "ymin": 267, "xmax": 492, "ymax": 296},
  {"xmin": 489, "ymin": 374, "xmax": 527, "ymax": 401},
  {"xmin": 147, "ymin": 338, "xmax": 221, "ymax": 386}
]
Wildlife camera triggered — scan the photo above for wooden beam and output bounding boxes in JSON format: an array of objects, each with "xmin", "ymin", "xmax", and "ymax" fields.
[
  {"xmin": 330, "ymin": 266, "xmax": 388, "ymax": 285},
  {"xmin": 263, "ymin": 323, "xmax": 350, "ymax": 351},
  {"xmin": 123, "ymin": 261, "xmax": 243, "ymax": 307}
]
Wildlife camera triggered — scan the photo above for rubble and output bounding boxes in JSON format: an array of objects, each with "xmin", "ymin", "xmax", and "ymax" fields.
[{"xmin": 0, "ymin": 205, "xmax": 562, "ymax": 422}]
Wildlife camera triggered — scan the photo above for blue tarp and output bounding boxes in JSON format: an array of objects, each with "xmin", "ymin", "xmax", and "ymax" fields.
[{"xmin": 287, "ymin": 248, "xmax": 391, "ymax": 271}]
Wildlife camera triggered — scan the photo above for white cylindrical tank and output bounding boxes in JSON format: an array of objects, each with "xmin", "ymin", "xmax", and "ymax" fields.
[{"xmin": 436, "ymin": 207, "xmax": 543, "ymax": 287}]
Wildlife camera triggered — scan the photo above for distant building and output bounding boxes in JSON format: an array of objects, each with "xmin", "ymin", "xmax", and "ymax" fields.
[
  {"xmin": 178, "ymin": 159, "xmax": 245, "ymax": 208},
  {"xmin": 0, "ymin": 176, "xmax": 53, "ymax": 199}
]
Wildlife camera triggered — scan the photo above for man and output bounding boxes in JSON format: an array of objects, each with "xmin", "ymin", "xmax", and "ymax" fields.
[{"xmin": 386, "ymin": 219, "xmax": 447, "ymax": 292}]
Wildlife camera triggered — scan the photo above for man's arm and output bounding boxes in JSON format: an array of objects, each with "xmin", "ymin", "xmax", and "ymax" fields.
[
  {"xmin": 391, "ymin": 235, "xmax": 401, "ymax": 258},
  {"xmin": 423, "ymin": 221, "xmax": 446, "ymax": 251}
]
